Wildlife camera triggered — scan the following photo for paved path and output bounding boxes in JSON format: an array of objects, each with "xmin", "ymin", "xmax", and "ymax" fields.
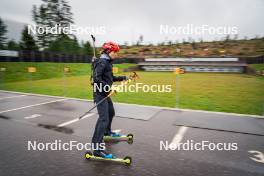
[{"xmin": 0, "ymin": 90, "xmax": 263, "ymax": 176}]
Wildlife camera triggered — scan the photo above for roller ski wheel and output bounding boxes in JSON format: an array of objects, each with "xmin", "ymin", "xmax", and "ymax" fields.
[
  {"xmin": 85, "ymin": 151, "xmax": 93, "ymax": 160},
  {"xmin": 84, "ymin": 151, "xmax": 132, "ymax": 166},
  {"xmin": 123, "ymin": 156, "xmax": 132, "ymax": 166},
  {"xmin": 127, "ymin": 133, "xmax": 133, "ymax": 144},
  {"xmin": 103, "ymin": 133, "xmax": 134, "ymax": 144}
]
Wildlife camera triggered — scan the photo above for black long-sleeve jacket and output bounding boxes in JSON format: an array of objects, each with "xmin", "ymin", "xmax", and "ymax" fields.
[{"xmin": 92, "ymin": 54, "xmax": 126, "ymax": 96}]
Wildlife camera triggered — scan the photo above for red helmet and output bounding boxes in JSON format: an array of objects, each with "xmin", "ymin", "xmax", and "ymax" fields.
[{"xmin": 102, "ymin": 42, "xmax": 120, "ymax": 53}]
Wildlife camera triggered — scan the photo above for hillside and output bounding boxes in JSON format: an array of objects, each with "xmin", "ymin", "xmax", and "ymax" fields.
[{"xmin": 118, "ymin": 38, "xmax": 264, "ymax": 58}]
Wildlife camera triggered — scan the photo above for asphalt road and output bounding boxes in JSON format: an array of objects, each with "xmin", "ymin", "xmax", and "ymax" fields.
[{"xmin": 0, "ymin": 90, "xmax": 263, "ymax": 176}]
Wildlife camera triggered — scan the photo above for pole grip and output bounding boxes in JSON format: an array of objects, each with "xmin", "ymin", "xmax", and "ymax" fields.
[
  {"xmin": 91, "ymin": 35, "xmax": 96, "ymax": 58},
  {"xmin": 91, "ymin": 35, "xmax": 95, "ymax": 42}
]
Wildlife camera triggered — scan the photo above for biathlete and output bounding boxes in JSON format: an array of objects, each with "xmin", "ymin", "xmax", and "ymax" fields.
[{"xmin": 91, "ymin": 41, "xmax": 128, "ymax": 159}]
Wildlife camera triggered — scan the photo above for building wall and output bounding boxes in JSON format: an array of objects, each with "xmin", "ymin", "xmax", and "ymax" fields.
[
  {"xmin": 142, "ymin": 65, "xmax": 244, "ymax": 73},
  {"xmin": 140, "ymin": 57, "xmax": 246, "ymax": 73},
  {"xmin": 145, "ymin": 58, "xmax": 239, "ymax": 62}
]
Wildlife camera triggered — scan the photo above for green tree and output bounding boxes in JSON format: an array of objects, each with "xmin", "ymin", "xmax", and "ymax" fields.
[
  {"xmin": 20, "ymin": 26, "xmax": 38, "ymax": 50},
  {"xmin": 81, "ymin": 41, "xmax": 93, "ymax": 56},
  {"xmin": 225, "ymin": 34, "xmax": 230, "ymax": 42},
  {"xmin": 0, "ymin": 17, "xmax": 7, "ymax": 49},
  {"xmin": 191, "ymin": 40, "xmax": 197, "ymax": 49},
  {"xmin": 48, "ymin": 34, "xmax": 80, "ymax": 54},
  {"xmin": 32, "ymin": 0, "xmax": 74, "ymax": 49},
  {"xmin": 137, "ymin": 35, "xmax": 143, "ymax": 45},
  {"xmin": 7, "ymin": 40, "xmax": 20, "ymax": 50}
]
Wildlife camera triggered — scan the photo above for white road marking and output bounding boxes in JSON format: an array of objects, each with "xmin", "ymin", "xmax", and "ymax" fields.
[
  {"xmin": 57, "ymin": 113, "xmax": 95, "ymax": 127},
  {"xmin": 24, "ymin": 114, "xmax": 41, "ymax": 119},
  {"xmin": 248, "ymin": 150, "xmax": 264, "ymax": 164},
  {"xmin": 0, "ymin": 99, "xmax": 67, "ymax": 114},
  {"xmin": 0, "ymin": 95, "xmax": 27, "ymax": 100},
  {"xmin": 169, "ymin": 126, "xmax": 188, "ymax": 149}
]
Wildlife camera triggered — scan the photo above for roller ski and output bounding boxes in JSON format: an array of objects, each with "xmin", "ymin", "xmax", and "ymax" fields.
[
  {"xmin": 85, "ymin": 151, "xmax": 132, "ymax": 166},
  {"xmin": 103, "ymin": 132, "xmax": 134, "ymax": 144}
]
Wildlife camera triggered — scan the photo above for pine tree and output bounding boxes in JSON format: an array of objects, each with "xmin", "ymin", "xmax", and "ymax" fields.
[
  {"xmin": 0, "ymin": 17, "xmax": 7, "ymax": 49},
  {"xmin": 82, "ymin": 41, "xmax": 93, "ymax": 56},
  {"xmin": 7, "ymin": 40, "xmax": 20, "ymax": 50},
  {"xmin": 48, "ymin": 34, "xmax": 81, "ymax": 54},
  {"xmin": 32, "ymin": 0, "xmax": 74, "ymax": 49},
  {"xmin": 20, "ymin": 26, "xmax": 38, "ymax": 51},
  {"xmin": 54, "ymin": 0, "xmax": 74, "ymax": 27},
  {"xmin": 32, "ymin": 4, "xmax": 50, "ymax": 49}
]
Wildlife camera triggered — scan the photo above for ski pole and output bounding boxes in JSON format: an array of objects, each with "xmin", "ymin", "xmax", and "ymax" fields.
[
  {"xmin": 79, "ymin": 90, "xmax": 117, "ymax": 119},
  {"xmin": 90, "ymin": 35, "xmax": 96, "ymax": 84},
  {"xmin": 91, "ymin": 34, "xmax": 96, "ymax": 60},
  {"xmin": 79, "ymin": 72, "xmax": 139, "ymax": 120}
]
